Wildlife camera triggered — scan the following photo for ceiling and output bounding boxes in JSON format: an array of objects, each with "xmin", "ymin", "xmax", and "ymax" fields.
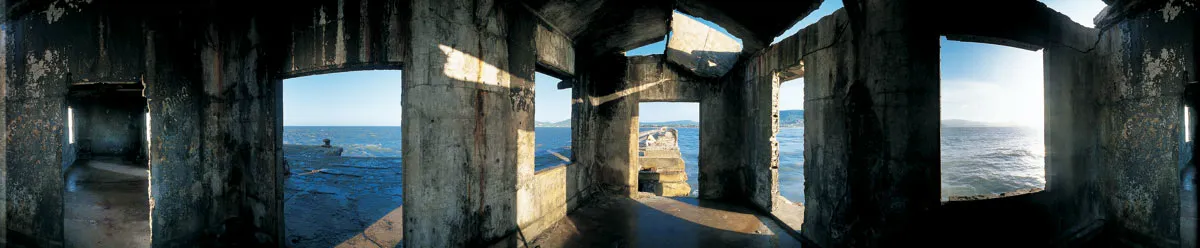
[{"xmin": 527, "ymin": 0, "xmax": 825, "ymax": 55}]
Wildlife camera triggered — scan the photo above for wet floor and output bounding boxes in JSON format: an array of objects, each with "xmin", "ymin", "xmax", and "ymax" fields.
[
  {"xmin": 63, "ymin": 158, "xmax": 151, "ymax": 248},
  {"xmin": 283, "ymin": 146, "xmax": 404, "ymax": 248},
  {"xmin": 531, "ymin": 194, "xmax": 802, "ymax": 248}
]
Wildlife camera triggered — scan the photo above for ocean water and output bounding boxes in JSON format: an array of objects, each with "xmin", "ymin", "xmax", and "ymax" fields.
[
  {"xmin": 941, "ymin": 127, "xmax": 1046, "ymax": 198},
  {"xmin": 283, "ymin": 126, "xmax": 1047, "ymax": 202}
]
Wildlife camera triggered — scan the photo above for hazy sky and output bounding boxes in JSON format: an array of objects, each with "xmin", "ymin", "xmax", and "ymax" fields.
[{"xmin": 283, "ymin": 0, "xmax": 1106, "ymax": 126}]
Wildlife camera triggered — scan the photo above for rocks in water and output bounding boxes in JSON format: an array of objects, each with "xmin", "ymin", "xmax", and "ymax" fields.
[
  {"xmin": 283, "ymin": 144, "xmax": 344, "ymax": 157},
  {"xmin": 637, "ymin": 128, "xmax": 692, "ymax": 197}
]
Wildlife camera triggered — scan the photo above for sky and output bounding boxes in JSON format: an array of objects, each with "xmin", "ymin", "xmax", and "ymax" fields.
[
  {"xmin": 283, "ymin": 70, "xmax": 403, "ymax": 126},
  {"xmin": 283, "ymin": 0, "xmax": 1107, "ymax": 126}
]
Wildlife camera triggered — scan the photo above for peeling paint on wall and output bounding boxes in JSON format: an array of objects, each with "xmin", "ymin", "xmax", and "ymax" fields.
[
  {"xmin": 1142, "ymin": 47, "xmax": 1180, "ymax": 84},
  {"xmin": 44, "ymin": 3, "xmax": 65, "ymax": 23},
  {"xmin": 1159, "ymin": 0, "xmax": 1193, "ymax": 22},
  {"xmin": 335, "ymin": 0, "xmax": 347, "ymax": 65},
  {"xmin": 26, "ymin": 50, "xmax": 65, "ymax": 91}
]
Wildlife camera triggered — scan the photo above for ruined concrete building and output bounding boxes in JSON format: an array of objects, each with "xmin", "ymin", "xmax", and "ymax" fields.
[{"xmin": 0, "ymin": 0, "xmax": 1196, "ymax": 247}]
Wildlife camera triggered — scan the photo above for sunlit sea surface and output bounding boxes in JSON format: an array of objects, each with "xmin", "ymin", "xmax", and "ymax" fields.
[{"xmin": 283, "ymin": 126, "xmax": 1047, "ymax": 203}]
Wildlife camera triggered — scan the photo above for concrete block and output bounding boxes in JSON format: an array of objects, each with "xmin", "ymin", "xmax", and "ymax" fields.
[
  {"xmin": 536, "ymin": 24, "xmax": 575, "ymax": 77},
  {"xmin": 666, "ymin": 12, "xmax": 741, "ymax": 78}
]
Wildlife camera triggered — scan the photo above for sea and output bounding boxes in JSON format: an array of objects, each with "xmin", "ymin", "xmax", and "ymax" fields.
[{"xmin": 283, "ymin": 126, "xmax": 1047, "ymax": 202}]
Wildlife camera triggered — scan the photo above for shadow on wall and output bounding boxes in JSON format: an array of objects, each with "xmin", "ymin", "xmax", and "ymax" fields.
[{"xmin": 401, "ymin": 9, "xmax": 535, "ymax": 244}]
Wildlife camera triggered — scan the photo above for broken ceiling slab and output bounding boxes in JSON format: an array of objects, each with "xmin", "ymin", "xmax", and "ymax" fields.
[{"xmin": 666, "ymin": 12, "xmax": 742, "ymax": 78}]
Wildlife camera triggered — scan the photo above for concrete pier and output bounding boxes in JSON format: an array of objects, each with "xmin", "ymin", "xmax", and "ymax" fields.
[{"xmin": 0, "ymin": 0, "xmax": 1194, "ymax": 247}]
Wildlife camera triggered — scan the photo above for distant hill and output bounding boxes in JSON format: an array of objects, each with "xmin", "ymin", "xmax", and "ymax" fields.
[
  {"xmin": 536, "ymin": 119, "xmax": 701, "ymax": 127},
  {"xmin": 780, "ymin": 110, "xmax": 804, "ymax": 127},
  {"xmin": 641, "ymin": 120, "xmax": 699, "ymax": 127},
  {"xmin": 535, "ymin": 119, "xmax": 571, "ymax": 127},
  {"xmin": 941, "ymin": 119, "xmax": 1019, "ymax": 127}
]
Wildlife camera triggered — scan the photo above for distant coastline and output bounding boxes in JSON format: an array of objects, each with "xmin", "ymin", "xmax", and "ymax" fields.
[{"xmin": 534, "ymin": 109, "xmax": 807, "ymax": 128}]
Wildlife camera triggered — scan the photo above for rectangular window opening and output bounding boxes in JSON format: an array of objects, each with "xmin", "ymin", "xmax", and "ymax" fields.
[
  {"xmin": 282, "ymin": 70, "xmax": 404, "ymax": 248},
  {"xmin": 939, "ymin": 38, "xmax": 1046, "ymax": 202},
  {"xmin": 637, "ymin": 102, "xmax": 699, "ymax": 197},
  {"xmin": 777, "ymin": 79, "xmax": 805, "ymax": 205},
  {"xmin": 534, "ymin": 71, "xmax": 572, "ymax": 172}
]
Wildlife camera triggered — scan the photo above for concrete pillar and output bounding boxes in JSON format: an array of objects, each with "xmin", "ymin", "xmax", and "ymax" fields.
[
  {"xmin": 3, "ymin": 14, "xmax": 71, "ymax": 248},
  {"xmin": 144, "ymin": 17, "xmax": 225, "ymax": 247},
  {"xmin": 402, "ymin": 0, "xmax": 529, "ymax": 246},
  {"xmin": 1090, "ymin": 2, "xmax": 1194, "ymax": 245},
  {"xmin": 1043, "ymin": 14, "xmax": 1105, "ymax": 242},
  {"xmin": 802, "ymin": 0, "xmax": 940, "ymax": 246},
  {"xmin": 573, "ymin": 53, "xmax": 637, "ymax": 196},
  {"xmin": 699, "ymin": 76, "xmax": 745, "ymax": 200}
]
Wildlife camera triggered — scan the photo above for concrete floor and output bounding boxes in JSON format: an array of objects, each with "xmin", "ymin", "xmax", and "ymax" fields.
[
  {"xmin": 63, "ymin": 158, "xmax": 151, "ymax": 248},
  {"xmin": 531, "ymin": 194, "xmax": 802, "ymax": 247},
  {"xmin": 283, "ymin": 147, "xmax": 404, "ymax": 248}
]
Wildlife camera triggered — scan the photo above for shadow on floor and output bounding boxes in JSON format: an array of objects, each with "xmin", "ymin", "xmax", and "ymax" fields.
[{"xmin": 532, "ymin": 194, "xmax": 801, "ymax": 247}]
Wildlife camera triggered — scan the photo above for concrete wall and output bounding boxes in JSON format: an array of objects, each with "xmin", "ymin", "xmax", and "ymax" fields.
[
  {"xmin": 4, "ymin": 5, "xmax": 74, "ymax": 246},
  {"xmin": 572, "ymin": 53, "xmax": 638, "ymax": 196},
  {"xmin": 1041, "ymin": 8, "xmax": 1108, "ymax": 245},
  {"xmin": 1091, "ymin": 2, "xmax": 1194, "ymax": 245},
  {"xmin": 628, "ymin": 55, "xmax": 707, "ymax": 102},
  {"xmin": 0, "ymin": 2, "xmax": 288, "ymax": 246},
  {"xmin": 401, "ymin": 0, "xmax": 530, "ymax": 246},
  {"xmin": 791, "ymin": 0, "xmax": 943, "ymax": 246},
  {"xmin": 698, "ymin": 79, "xmax": 745, "ymax": 200},
  {"xmin": 72, "ymin": 96, "xmax": 146, "ymax": 159},
  {"xmin": 285, "ymin": 0, "xmax": 408, "ymax": 77}
]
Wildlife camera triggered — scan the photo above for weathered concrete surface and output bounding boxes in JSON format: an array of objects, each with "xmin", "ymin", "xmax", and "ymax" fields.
[
  {"xmin": 1091, "ymin": 1, "xmax": 1193, "ymax": 245},
  {"xmin": 665, "ymin": 12, "xmax": 741, "ymax": 78},
  {"xmin": 145, "ymin": 11, "xmax": 289, "ymax": 246},
  {"xmin": 936, "ymin": 0, "xmax": 1060, "ymax": 51},
  {"xmin": 672, "ymin": 0, "xmax": 822, "ymax": 51},
  {"xmin": 4, "ymin": 5, "xmax": 73, "ymax": 245},
  {"xmin": 529, "ymin": 194, "xmax": 802, "ymax": 247},
  {"xmin": 284, "ymin": 0, "xmax": 409, "ymax": 77},
  {"xmin": 69, "ymin": 89, "xmax": 147, "ymax": 160},
  {"xmin": 535, "ymin": 24, "xmax": 575, "ymax": 77},
  {"xmin": 401, "ymin": 0, "xmax": 530, "ymax": 246},
  {"xmin": 143, "ymin": 15, "xmax": 225, "ymax": 247},
  {"xmin": 63, "ymin": 158, "xmax": 150, "ymax": 248},
  {"xmin": 698, "ymin": 69, "xmax": 745, "ymax": 200},
  {"xmin": 572, "ymin": 53, "xmax": 638, "ymax": 196},
  {"xmin": 515, "ymin": 7, "xmax": 597, "ymax": 243},
  {"xmin": 739, "ymin": 39, "xmax": 782, "ymax": 215},
  {"xmin": 795, "ymin": 0, "xmax": 943, "ymax": 245},
  {"xmin": 627, "ymin": 55, "xmax": 707, "ymax": 102},
  {"xmin": 1038, "ymin": 13, "xmax": 1107, "ymax": 245}
]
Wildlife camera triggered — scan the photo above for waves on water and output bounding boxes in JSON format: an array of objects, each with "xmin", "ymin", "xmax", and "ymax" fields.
[{"xmin": 284, "ymin": 125, "xmax": 1049, "ymax": 203}]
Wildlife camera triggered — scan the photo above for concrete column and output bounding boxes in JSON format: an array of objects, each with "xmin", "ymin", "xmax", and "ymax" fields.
[
  {"xmin": 573, "ymin": 53, "xmax": 637, "ymax": 196},
  {"xmin": 3, "ymin": 14, "xmax": 71, "ymax": 248},
  {"xmin": 402, "ymin": 0, "xmax": 527, "ymax": 246},
  {"xmin": 699, "ymin": 76, "xmax": 745, "ymax": 200},
  {"xmin": 802, "ymin": 0, "xmax": 940, "ymax": 246},
  {"xmin": 1043, "ymin": 15, "xmax": 1105, "ymax": 242},
  {"xmin": 144, "ymin": 17, "xmax": 222, "ymax": 247},
  {"xmin": 198, "ymin": 16, "xmax": 289, "ymax": 245},
  {"xmin": 1091, "ymin": 2, "xmax": 1194, "ymax": 245}
]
